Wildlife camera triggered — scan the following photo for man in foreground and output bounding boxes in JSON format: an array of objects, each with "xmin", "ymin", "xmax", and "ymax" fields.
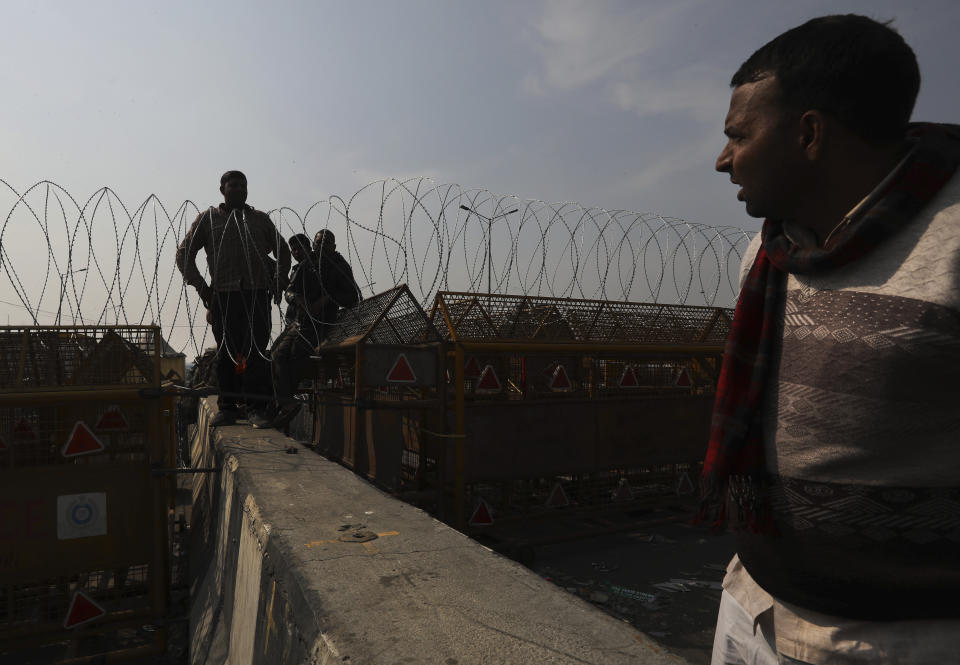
[
  {"xmin": 706, "ymin": 14, "xmax": 960, "ymax": 664},
  {"xmin": 176, "ymin": 171, "xmax": 290, "ymax": 426}
]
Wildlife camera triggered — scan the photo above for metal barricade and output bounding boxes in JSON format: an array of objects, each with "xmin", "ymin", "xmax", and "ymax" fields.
[
  {"xmin": 311, "ymin": 286, "xmax": 443, "ymax": 492},
  {"xmin": 428, "ymin": 292, "xmax": 731, "ymax": 528},
  {"xmin": 305, "ymin": 289, "xmax": 730, "ymax": 532},
  {"xmin": 0, "ymin": 326, "xmax": 170, "ymax": 663}
]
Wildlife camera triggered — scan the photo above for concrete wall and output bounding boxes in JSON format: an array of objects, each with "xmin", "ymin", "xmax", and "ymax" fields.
[{"xmin": 188, "ymin": 398, "xmax": 691, "ymax": 665}]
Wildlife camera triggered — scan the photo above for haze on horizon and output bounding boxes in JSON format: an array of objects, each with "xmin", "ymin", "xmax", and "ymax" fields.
[{"xmin": 1, "ymin": 0, "xmax": 956, "ymax": 337}]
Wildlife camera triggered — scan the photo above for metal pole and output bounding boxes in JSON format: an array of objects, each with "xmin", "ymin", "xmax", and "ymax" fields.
[
  {"xmin": 454, "ymin": 344, "xmax": 465, "ymax": 530},
  {"xmin": 57, "ymin": 278, "xmax": 64, "ymax": 326},
  {"xmin": 487, "ymin": 217, "xmax": 492, "ymax": 296},
  {"xmin": 56, "ymin": 267, "xmax": 86, "ymax": 326},
  {"xmin": 460, "ymin": 205, "xmax": 517, "ymax": 297}
]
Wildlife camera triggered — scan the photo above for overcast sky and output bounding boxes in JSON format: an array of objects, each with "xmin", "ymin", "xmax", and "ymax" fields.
[
  {"xmin": 1, "ymin": 1, "xmax": 957, "ymax": 338},
  {"xmin": 2, "ymin": 0, "xmax": 956, "ymax": 228}
]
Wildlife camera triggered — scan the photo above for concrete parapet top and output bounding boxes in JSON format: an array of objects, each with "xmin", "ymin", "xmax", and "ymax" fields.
[{"xmin": 194, "ymin": 401, "xmax": 691, "ymax": 665}]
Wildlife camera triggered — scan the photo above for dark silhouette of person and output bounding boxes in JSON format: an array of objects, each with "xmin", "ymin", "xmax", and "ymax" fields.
[
  {"xmin": 254, "ymin": 229, "xmax": 360, "ymax": 429},
  {"xmin": 176, "ymin": 170, "xmax": 290, "ymax": 426},
  {"xmin": 255, "ymin": 230, "xmax": 359, "ymax": 429}
]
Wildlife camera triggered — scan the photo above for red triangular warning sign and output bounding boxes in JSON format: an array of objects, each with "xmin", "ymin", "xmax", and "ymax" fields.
[
  {"xmin": 64, "ymin": 590, "xmax": 105, "ymax": 629},
  {"xmin": 619, "ymin": 366, "xmax": 639, "ymax": 388},
  {"xmin": 62, "ymin": 421, "xmax": 105, "ymax": 458},
  {"xmin": 13, "ymin": 418, "xmax": 36, "ymax": 440},
  {"xmin": 546, "ymin": 483, "xmax": 569, "ymax": 508},
  {"xmin": 95, "ymin": 406, "xmax": 129, "ymax": 432},
  {"xmin": 469, "ymin": 500, "xmax": 494, "ymax": 526},
  {"xmin": 475, "ymin": 365, "xmax": 501, "ymax": 393},
  {"xmin": 386, "ymin": 353, "xmax": 417, "ymax": 383},
  {"xmin": 675, "ymin": 367, "xmax": 692, "ymax": 387},
  {"xmin": 464, "ymin": 356, "xmax": 482, "ymax": 379},
  {"xmin": 335, "ymin": 369, "xmax": 344, "ymax": 389},
  {"xmin": 612, "ymin": 479, "xmax": 633, "ymax": 503},
  {"xmin": 549, "ymin": 365, "xmax": 572, "ymax": 391}
]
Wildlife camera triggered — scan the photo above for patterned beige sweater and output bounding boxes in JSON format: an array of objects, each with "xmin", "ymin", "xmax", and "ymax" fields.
[{"xmin": 734, "ymin": 169, "xmax": 960, "ymax": 619}]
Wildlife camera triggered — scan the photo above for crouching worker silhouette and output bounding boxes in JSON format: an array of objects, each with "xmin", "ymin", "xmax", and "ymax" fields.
[{"xmin": 252, "ymin": 230, "xmax": 359, "ymax": 429}]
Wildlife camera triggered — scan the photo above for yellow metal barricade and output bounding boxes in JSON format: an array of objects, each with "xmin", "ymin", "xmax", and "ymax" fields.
[
  {"xmin": 310, "ymin": 286, "xmax": 444, "ymax": 493},
  {"xmin": 427, "ymin": 292, "xmax": 730, "ymax": 528},
  {"xmin": 0, "ymin": 326, "xmax": 170, "ymax": 662},
  {"xmin": 308, "ymin": 289, "xmax": 729, "ymax": 531}
]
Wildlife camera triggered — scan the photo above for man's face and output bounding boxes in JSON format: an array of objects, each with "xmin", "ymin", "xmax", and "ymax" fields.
[
  {"xmin": 715, "ymin": 76, "xmax": 807, "ymax": 219},
  {"xmin": 315, "ymin": 232, "xmax": 335, "ymax": 255},
  {"xmin": 290, "ymin": 243, "xmax": 307, "ymax": 263},
  {"xmin": 220, "ymin": 176, "xmax": 248, "ymax": 209}
]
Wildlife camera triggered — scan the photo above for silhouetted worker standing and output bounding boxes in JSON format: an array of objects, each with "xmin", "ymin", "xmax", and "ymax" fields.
[{"xmin": 176, "ymin": 171, "xmax": 290, "ymax": 426}]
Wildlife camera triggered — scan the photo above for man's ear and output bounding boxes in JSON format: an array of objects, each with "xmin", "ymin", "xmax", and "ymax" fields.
[{"xmin": 798, "ymin": 110, "xmax": 826, "ymax": 161}]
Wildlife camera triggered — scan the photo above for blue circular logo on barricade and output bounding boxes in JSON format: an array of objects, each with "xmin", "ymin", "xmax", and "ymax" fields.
[
  {"xmin": 66, "ymin": 497, "xmax": 98, "ymax": 529},
  {"xmin": 71, "ymin": 503, "xmax": 94, "ymax": 525}
]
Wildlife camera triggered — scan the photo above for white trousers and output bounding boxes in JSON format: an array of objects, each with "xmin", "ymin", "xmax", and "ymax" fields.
[{"xmin": 711, "ymin": 590, "xmax": 807, "ymax": 665}]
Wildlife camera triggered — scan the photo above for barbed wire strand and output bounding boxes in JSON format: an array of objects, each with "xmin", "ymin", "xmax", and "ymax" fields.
[{"xmin": 0, "ymin": 177, "xmax": 755, "ymax": 359}]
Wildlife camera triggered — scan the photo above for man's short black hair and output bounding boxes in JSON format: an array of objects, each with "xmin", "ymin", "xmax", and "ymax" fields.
[
  {"xmin": 313, "ymin": 229, "xmax": 336, "ymax": 253},
  {"xmin": 220, "ymin": 170, "xmax": 247, "ymax": 187},
  {"xmin": 288, "ymin": 233, "xmax": 311, "ymax": 253},
  {"xmin": 731, "ymin": 14, "xmax": 920, "ymax": 144}
]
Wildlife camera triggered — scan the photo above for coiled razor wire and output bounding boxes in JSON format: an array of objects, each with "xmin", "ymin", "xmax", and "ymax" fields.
[{"xmin": 0, "ymin": 177, "xmax": 755, "ymax": 356}]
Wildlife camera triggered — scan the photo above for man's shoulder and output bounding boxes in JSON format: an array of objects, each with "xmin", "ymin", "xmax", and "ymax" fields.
[
  {"xmin": 295, "ymin": 259, "xmax": 319, "ymax": 276},
  {"xmin": 190, "ymin": 205, "xmax": 220, "ymax": 222},
  {"xmin": 738, "ymin": 232, "xmax": 763, "ymax": 291},
  {"xmin": 246, "ymin": 206, "xmax": 274, "ymax": 222},
  {"xmin": 245, "ymin": 207, "xmax": 280, "ymax": 233},
  {"xmin": 332, "ymin": 250, "xmax": 352, "ymax": 268}
]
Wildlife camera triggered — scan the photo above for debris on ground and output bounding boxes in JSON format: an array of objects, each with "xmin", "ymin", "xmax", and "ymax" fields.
[
  {"xmin": 652, "ymin": 582, "xmax": 689, "ymax": 593},
  {"xmin": 528, "ymin": 519, "xmax": 733, "ymax": 665},
  {"xmin": 607, "ymin": 585, "xmax": 658, "ymax": 604}
]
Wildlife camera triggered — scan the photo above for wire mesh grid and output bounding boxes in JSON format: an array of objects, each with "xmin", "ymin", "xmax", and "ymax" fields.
[
  {"xmin": 311, "ymin": 351, "xmax": 355, "ymax": 394},
  {"xmin": 396, "ymin": 407, "xmax": 440, "ymax": 489},
  {"xmin": 368, "ymin": 291, "xmax": 440, "ymax": 346},
  {"xmin": 400, "ymin": 446, "xmax": 438, "ymax": 486},
  {"xmin": 590, "ymin": 356, "xmax": 717, "ymax": 395},
  {"xmin": 452, "ymin": 351, "xmax": 717, "ymax": 401},
  {"xmin": 437, "ymin": 297, "xmax": 499, "ymax": 340},
  {"xmin": 467, "ymin": 464, "xmax": 698, "ymax": 521},
  {"xmin": 0, "ymin": 563, "xmax": 152, "ymax": 629},
  {"xmin": 313, "ymin": 359, "xmax": 432, "ymax": 404},
  {"xmin": 323, "ymin": 287, "xmax": 401, "ymax": 346},
  {"xmin": 323, "ymin": 285, "xmax": 439, "ymax": 348},
  {"xmin": 0, "ymin": 401, "xmax": 149, "ymax": 468},
  {"xmin": 0, "ymin": 326, "xmax": 158, "ymax": 391},
  {"xmin": 400, "ymin": 448, "xmax": 419, "ymax": 483},
  {"xmin": 169, "ymin": 516, "xmax": 189, "ymax": 591},
  {"xmin": 365, "ymin": 384, "xmax": 436, "ymax": 403},
  {"xmin": 434, "ymin": 292, "xmax": 732, "ymax": 345}
]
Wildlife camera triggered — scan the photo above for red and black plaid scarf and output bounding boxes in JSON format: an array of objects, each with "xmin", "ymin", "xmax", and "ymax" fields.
[{"xmin": 698, "ymin": 123, "xmax": 960, "ymax": 532}]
